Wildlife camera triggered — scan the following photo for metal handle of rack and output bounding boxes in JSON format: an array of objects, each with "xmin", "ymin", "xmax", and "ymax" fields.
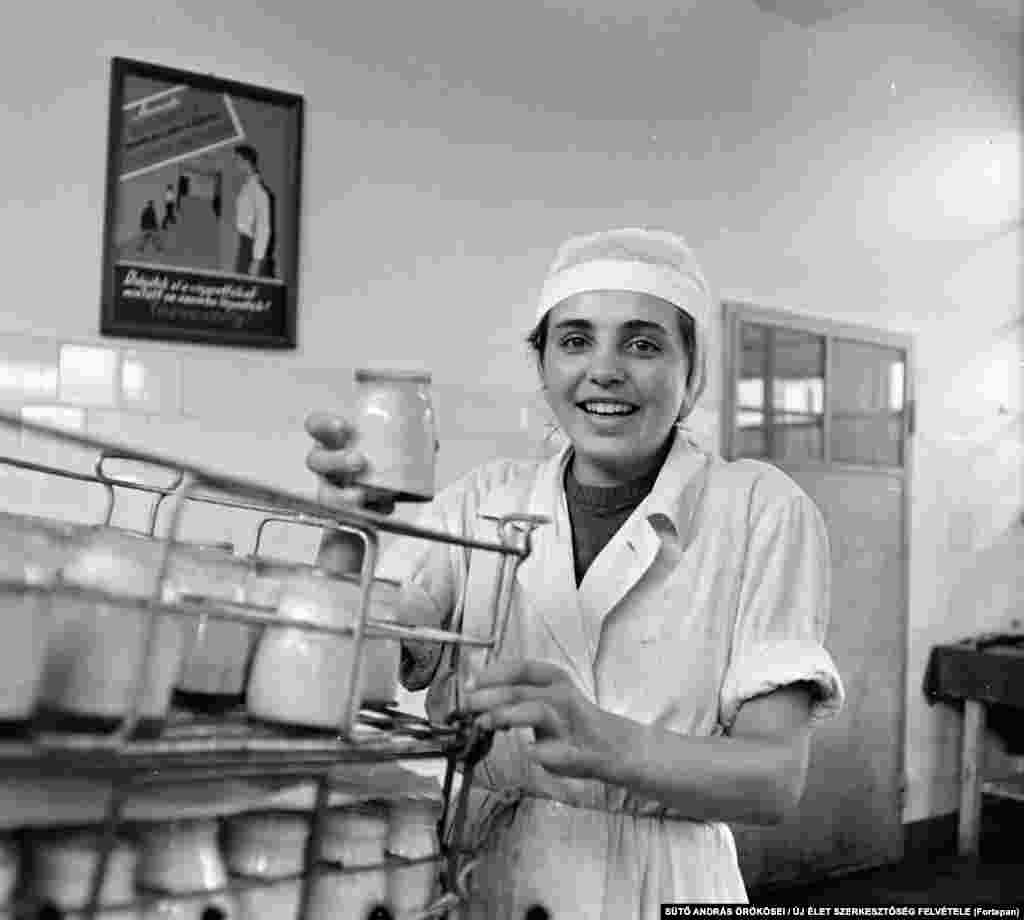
[
  {"xmin": 252, "ymin": 513, "xmax": 350, "ymax": 561},
  {"xmin": 95, "ymin": 449, "xmax": 186, "ymax": 534}
]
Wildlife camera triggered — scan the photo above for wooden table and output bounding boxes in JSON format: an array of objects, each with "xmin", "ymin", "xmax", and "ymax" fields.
[{"xmin": 924, "ymin": 633, "xmax": 1024, "ymax": 857}]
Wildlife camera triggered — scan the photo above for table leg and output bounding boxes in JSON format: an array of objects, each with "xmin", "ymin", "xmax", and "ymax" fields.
[{"xmin": 958, "ymin": 699, "xmax": 986, "ymax": 857}]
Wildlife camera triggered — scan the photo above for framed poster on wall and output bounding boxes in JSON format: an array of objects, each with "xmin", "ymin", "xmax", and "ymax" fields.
[{"xmin": 99, "ymin": 57, "xmax": 304, "ymax": 348}]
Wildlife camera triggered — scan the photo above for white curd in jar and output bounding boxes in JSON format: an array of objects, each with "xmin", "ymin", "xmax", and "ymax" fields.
[
  {"xmin": 319, "ymin": 802, "xmax": 390, "ymax": 868},
  {"xmin": 30, "ymin": 828, "xmax": 138, "ymax": 910},
  {"xmin": 308, "ymin": 865, "xmax": 389, "ymax": 920},
  {"xmin": 40, "ymin": 528, "xmax": 189, "ymax": 734},
  {"xmin": 0, "ymin": 520, "xmax": 71, "ymax": 726},
  {"xmin": 234, "ymin": 879, "xmax": 301, "ymax": 920},
  {"xmin": 352, "ymin": 368, "xmax": 437, "ymax": 502},
  {"xmin": 386, "ymin": 798, "xmax": 442, "ymax": 861},
  {"xmin": 224, "ymin": 811, "xmax": 309, "ymax": 879},
  {"xmin": 246, "ymin": 569, "xmax": 364, "ymax": 732}
]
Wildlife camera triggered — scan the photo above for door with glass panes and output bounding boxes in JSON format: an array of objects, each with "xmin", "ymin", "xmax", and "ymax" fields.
[{"xmin": 722, "ymin": 302, "xmax": 913, "ymax": 890}]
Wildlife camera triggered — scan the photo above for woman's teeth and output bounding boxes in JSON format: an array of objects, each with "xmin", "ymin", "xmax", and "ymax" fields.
[{"xmin": 580, "ymin": 402, "xmax": 637, "ymax": 416}]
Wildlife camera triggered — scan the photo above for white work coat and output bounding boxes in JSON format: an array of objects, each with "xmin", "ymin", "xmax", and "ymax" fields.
[{"xmin": 387, "ymin": 430, "xmax": 844, "ymax": 918}]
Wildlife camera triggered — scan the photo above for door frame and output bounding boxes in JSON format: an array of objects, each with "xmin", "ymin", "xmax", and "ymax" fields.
[{"xmin": 721, "ymin": 299, "xmax": 915, "ymax": 829}]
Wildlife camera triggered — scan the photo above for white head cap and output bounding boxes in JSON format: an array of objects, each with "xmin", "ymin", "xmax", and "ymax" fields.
[{"xmin": 536, "ymin": 227, "xmax": 713, "ymax": 420}]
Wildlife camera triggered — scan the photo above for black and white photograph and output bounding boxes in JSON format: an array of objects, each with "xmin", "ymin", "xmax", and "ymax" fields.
[{"xmin": 0, "ymin": 2, "xmax": 1020, "ymax": 918}]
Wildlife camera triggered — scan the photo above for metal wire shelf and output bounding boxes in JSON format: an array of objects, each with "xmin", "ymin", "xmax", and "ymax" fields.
[
  {"xmin": 0, "ymin": 707, "xmax": 473, "ymax": 780},
  {"xmin": 0, "ymin": 407, "xmax": 548, "ymax": 919}
]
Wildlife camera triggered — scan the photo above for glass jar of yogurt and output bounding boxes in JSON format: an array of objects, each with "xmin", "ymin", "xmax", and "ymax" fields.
[
  {"xmin": 137, "ymin": 818, "xmax": 236, "ymax": 920},
  {"xmin": 29, "ymin": 826, "xmax": 138, "ymax": 914},
  {"xmin": 352, "ymin": 368, "xmax": 437, "ymax": 503},
  {"xmin": 225, "ymin": 811, "xmax": 308, "ymax": 920}
]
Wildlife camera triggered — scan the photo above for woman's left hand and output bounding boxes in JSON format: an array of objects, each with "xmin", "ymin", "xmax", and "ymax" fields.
[{"xmin": 462, "ymin": 659, "xmax": 634, "ymax": 779}]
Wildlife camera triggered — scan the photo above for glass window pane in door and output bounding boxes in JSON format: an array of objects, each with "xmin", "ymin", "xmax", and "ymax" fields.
[
  {"xmin": 735, "ymin": 323, "xmax": 769, "ymax": 458},
  {"xmin": 734, "ymin": 322, "xmax": 825, "ymax": 462},
  {"xmin": 830, "ymin": 339, "xmax": 906, "ymax": 466},
  {"xmin": 770, "ymin": 328, "xmax": 826, "ymax": 463}
]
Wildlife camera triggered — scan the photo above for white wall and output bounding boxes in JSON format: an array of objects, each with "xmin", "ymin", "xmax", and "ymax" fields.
[{"xmin": 0, "ymin": 0, "xmax": 1019, "ymax": 822}]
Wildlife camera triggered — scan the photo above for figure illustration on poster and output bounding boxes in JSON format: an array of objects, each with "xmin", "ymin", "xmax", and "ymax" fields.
[
  {"xmin": 231, "ymin": 143, "xmax": 277, "ymax": 279},
  {"xmin": 111, "ymin": 74, "xmax": 290, "ymax": 282},
  {"xmin": 137, "ymin": 200, "xmax": 161, "ymax": 254}
]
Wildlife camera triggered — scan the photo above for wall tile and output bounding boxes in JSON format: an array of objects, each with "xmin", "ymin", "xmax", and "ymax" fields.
[
  {"xmin": 58, "ymin": 343, "xmax": 119, "ymax": 407},
  {"xmin": 121, "ymin": 349, "xmax": 182, "ymax": 414},
  {"xmin": 0, "ymin": 335, "xmax": 59, "ymax": 405}
]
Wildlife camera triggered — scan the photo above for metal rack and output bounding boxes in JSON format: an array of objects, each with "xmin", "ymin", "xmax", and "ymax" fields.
[{"xmin": 0, "ymin": 407, "xmax": 548, "ymax": 919}]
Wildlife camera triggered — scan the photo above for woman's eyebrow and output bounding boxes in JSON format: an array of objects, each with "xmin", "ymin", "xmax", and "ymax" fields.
[
  {"xmin": 621, "ymin": 319, "xmax": 669, "ymax": 335},
  {"xmin": 550, "ymin": 318, "xmax": 669, "ymax": 334}
]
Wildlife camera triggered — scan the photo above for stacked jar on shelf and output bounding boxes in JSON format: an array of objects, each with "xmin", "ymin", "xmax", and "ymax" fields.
[
  {"xmin": 0, "ymin": 515, "xmax": 402, "ymax": 737},
  {"xmin": 0, "ymin": 510, "xmax": 451, "ymax": 919},
  {"xmin": 0, "ymin": 797, "xmax": 443, "ymax": 918}
]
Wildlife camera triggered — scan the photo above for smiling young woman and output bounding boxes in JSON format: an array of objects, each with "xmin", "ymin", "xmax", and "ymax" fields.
[
  {"xmin": 531, "ymin": 291, "xmax": 693, "ymax": 487},
  {"xmin": 305, "ymin": 227, "xmax": 845, "ymax": 916}
]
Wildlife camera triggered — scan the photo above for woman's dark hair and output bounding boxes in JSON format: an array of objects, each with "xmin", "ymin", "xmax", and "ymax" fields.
[{"xmin": 526, "ymin": 309, "xmax": 697, "ymax": 387}]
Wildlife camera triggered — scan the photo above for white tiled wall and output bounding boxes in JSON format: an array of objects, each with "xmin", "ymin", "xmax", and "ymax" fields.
[{"xmin": 58, "ymin": 345, "xmax": 120, "ymax": 407}]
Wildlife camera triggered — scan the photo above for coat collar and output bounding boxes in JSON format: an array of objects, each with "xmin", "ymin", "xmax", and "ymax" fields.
[
  {"xmin": 573, "ymin": 430, "xmax": 713, "ymax": 643},
  {"xmin": 477, "ymin": 427, "xmax": 711, "ymax": 534},
  {"xmin": 479, "ymin": 424, "xmax": 712, "ymax": 520},
  {"xmin": 475, "ymin": 432, "xmax": 714, "ymax": 702}
]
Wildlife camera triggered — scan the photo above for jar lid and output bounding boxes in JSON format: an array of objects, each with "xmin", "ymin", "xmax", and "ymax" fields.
[{"xmin": 355, "ymin": 368, "xmax": 432, "ymax": 384}]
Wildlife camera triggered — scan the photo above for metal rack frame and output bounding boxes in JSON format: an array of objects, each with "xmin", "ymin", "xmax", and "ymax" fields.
[{"xmin": 0, "ymin": 408, "xmax": 548, "ymax": 919}]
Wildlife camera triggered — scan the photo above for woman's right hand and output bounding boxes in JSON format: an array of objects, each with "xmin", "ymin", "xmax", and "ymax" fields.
[{"xmin": 304, "ymin": 411, "xmax": 396, "ymax": 515}]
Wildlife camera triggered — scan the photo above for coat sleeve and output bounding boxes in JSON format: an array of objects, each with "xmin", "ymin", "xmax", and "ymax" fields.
[
  {"xmin": 718, "ymin": 481, "xmax": 845, "ymax": 730},
  {"xmin": 378, "ymin": 495, "xmax": 465, "ymax": 693}
]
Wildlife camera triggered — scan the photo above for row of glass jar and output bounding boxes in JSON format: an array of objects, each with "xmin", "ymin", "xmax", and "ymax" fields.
[
  {"xmin": 0, "ymin": 797, "xmax": 443, "ymax": 919},
  {"xmin": 0, "ymin": 513, "xmax": 401, "ymax": 739}
]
